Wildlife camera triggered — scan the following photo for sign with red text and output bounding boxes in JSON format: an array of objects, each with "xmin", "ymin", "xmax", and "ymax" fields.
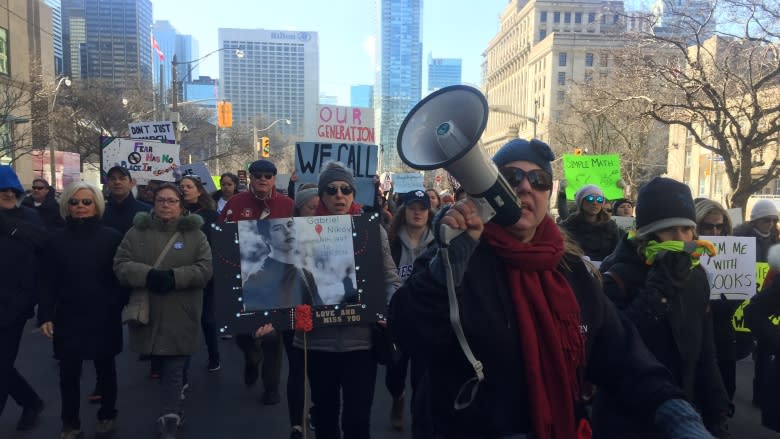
[
  {"xmin": 310, "ymin": 105, "xmax": 375, "ymax": 144},
  {"xmin": 100, "ymin": 136, "xmax": 181, "ymax": 184}
]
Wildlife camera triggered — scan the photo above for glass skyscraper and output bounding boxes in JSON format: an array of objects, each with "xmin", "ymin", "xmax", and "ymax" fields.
[
  {"xmin": 44, "ymin": 0, "xmax": 64, "ymax": 76},
  {"xmin": 428, "ymin": 55, "xmax": 462, "ymax": 92},
  {"xmin": 152, "ymin": 21, "xmax": 198, "ymax": 103},
  {"xmin": 218, "ymin": 28, "xmax": 319, "ymax": 138},
  {"xmin": 376, "ymin": 0, "xmax": 422, "ymax": 171},
  {"xmin": 62, "ymin": 0, "xmax": 153, "ymax": 85},
  {"xmin": 350, "ymin": 84, "xmax": 374, "ymax": 108}
]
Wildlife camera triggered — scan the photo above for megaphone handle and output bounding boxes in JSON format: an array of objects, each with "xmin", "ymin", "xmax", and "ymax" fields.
[{"xmin": 440, "ymin": 197, "xmax": 496, "ymax": 246}]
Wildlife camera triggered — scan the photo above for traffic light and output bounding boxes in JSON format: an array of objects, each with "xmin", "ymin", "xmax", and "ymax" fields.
[
  {"xmin": 574, "ymin": 148, "xmax": 583, "ymax": 156},
  {"xmin": 217, "ymin": 101, "xmax": 233, "ymax": 128},
  {"xmin": 261, "ymin": 137, "xmax": 270, "ymax": 158}
]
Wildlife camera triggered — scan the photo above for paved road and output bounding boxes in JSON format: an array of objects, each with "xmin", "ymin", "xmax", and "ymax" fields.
[{"xmin": 2, "ymin": 320, "xmax": 778, "ymax": 438}]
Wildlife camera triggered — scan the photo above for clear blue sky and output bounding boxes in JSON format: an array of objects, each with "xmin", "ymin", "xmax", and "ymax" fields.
[{"xmin": 152, "ymin": 0, "xmax": 511, "ymax": 104}]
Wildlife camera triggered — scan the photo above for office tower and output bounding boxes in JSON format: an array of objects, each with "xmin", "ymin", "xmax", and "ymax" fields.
[
  {"xmin": 184, "ymin": 76, "xmax": 217, "ymax": 108},
  {"xmin": 44, "ymin": 0, "xmax": 64, "ymax": 76},
  {"xmin": 651, "ymin": 0, "xmax": 716, "ymax": 42},
  {"xmin": 427, "ymin": 54, "xmax": 462, "ymax": 92},
  {"xmin": 481, "ymin": 0, "xmax": 635, "ymax": 155},
  {"xmin": 152, "ymin": 20, "xmax": 198, "ymax": 102},
  {"xmin": 218, "ymin": 28, "xmax": 319, "ymax": 137},
  {"xmin": 350, "ymin": 84, "xmax": 373, "ymax": 108},
  {"xmin": 61, "ymin": 0, "xmax": 153, "ymax": 85},
  {"xmin": 376, "ymin": 0, "xmax": 422, "ymax": 171}
]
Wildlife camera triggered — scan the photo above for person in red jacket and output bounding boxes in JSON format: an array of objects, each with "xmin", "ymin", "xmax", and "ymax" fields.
[{"xmin": 218, "ymin": 159, "xmax": 294, "ymax": 406}]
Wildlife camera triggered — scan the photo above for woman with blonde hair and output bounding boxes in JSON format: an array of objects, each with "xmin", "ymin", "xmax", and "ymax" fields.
[{"xmin": 38, "ymin": 182, "xmax": 126, "ymax": 438}]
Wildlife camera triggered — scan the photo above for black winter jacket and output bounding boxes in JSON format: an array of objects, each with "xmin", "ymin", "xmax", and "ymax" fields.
[
  {"xmin": 22, "ymin": 191, "xmax": 65, "ymax": 231},
  {"xmin": 389, "ymin": 240, "xmax": 684, "ymax": 438},
  {"xmin": 102, "ymin": 193, "xmax": 151, "ymax": 235},
  {"xmin": 744, "ymin": 277, "xmax": 780, "ymax": 431},
  {"xmin": 38, "ymin": 217, "xmax": 127, "ymax": 359},
  {"xmin": 560, "ymin": 213, "xmax": 622, "ymax": 261},
  {"xmin": 0, "ymin": 210, "xmax": 38, "ymax": 327},
  {"xmin": 594, "ymin": 235, "xmax": 729, "ymax": 437}
]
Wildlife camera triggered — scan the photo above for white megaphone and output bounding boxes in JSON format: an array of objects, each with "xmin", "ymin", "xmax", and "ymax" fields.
[{"xmin": 397, "ymin": 85, "xmax": 522, "ymax": 243}]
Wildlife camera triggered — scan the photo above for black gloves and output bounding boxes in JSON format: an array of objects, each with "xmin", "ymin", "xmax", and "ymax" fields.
[
  {"xmin": 146, "ymin": 269, "xmax": 175, "ymax": 294},
  {"xmin": 646, "ymin": 251, "xmax": 693, "ymax": 299}
]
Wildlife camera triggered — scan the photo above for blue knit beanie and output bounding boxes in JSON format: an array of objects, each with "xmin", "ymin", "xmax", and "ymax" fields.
[
  {"xmin": 0, "ymin": 165, "xmax": 24, "ymax": 197},
  {"xmin": 492, "ymin": 139, "xmax": 554, "ymax": 176}
]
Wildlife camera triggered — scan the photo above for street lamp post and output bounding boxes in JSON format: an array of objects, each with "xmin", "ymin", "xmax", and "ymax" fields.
[
  {"xmin": 49, "ymin": 76, "xmax": 71, "ymax": 189},
  {"xmin": 489, "ymin": 103, "xmax": 538, "ymax": 139},
  {"xmin": 253, "ymin": 119, "xmax": 291, "ymax": 161},
  {"xmin": 171, "ymin": 47, "xmax": 244, "ymax": 114}
]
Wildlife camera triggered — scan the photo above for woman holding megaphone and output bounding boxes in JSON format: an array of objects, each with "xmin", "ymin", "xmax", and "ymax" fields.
[{"xmin": 389, "ymin": 138, "xmax": 717, "ymax": 439}]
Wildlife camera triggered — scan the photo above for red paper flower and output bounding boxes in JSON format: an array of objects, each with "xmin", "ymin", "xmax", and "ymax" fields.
[{"xmin": 295, "ymin": 304, "xmax": 313, "ymax": 332}]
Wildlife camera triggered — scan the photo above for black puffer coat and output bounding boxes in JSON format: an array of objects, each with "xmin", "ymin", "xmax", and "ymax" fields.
[
  {"xmin": 560, "ymin": 213, "xmax": 622, "ymax": 261},
  {"xmin": 37, "ymin": 217, "xmax": 127, "ymax": 359},
  {"xmin": 745, "ymin": 276, "xmax": 780, "ymax": 431},
  {"xmin": 0, "ymin": 210, "xmax": 38, "ymax": 327},
  {"xmin": 594, "ymin": 236, "xmax": 730, "ymax": 437}
]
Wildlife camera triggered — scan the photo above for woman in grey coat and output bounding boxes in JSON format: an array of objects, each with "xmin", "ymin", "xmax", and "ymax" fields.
[{"xmin": 113, "ymin": 183, "xmax": 212, "ymax": 439}]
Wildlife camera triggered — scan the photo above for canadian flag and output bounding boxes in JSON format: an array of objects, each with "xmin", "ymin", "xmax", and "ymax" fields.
[{"xmin": 151, "ymin": 34, "xmax": 165, "ymax": 61}]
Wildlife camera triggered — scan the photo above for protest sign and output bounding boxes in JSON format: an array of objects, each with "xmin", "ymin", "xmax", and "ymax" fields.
[
  {"xmin": 612, "ymin": 216, "xmax": 635, "ymax": 232},
  {"xmin": 294, "ymin": 142, "xmax": 379, "ymax": 207},
  {"xmin": 563, "ymin": 153, "xmax": 623, "ymax": 201},
  {"xmin": 212, "ymin": 214, "xmax": 385, "ymax": 333},
  {"xmin": 309, "ymin": 105, "xmax": 375, "ymax": 143},
  {"xmin": 100, "ymin": 137, "xmax": 181, "ymax": 184},
  {"xmin": 756, "ymin": 262, "xmax": 770, "ymax": 292},
  {"xmin": 392, "ymin": 172, "xmax": 425, "ymax": 194},
  {"xmin": 699, "ymin": 236, "xmax": 757, "ymax": 300},
  {"xmin": 727, "ymin": 208, "xmax": 743, "ymax": 227},
  {"xmin": 128, "ymin": 121, "xmax": 176, "ymax": 143},
  {"xmin": 178, "ymin": 162, "xmax": 216, "ymax": 193}
]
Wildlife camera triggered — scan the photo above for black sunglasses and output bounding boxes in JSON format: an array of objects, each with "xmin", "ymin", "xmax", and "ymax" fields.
[
  {"xmin": 584, "ymin": 195, "xmax": 605, "ymax": 204},
  {"xmin": 252, "ymin": 172, "xmax": 274, "ymax": 180},
  {"xmin": 324, "ymin": 185, "xmax": 354, "ymax": 196},
  {"xmin": 700, "ymin": 222, "xmax": 724, "ymax": 231},
  {"xmin": 68, "ymin": 198, "xmax": 93, "ymax": 206},
  {"xmin": 499, "ymin": 167, "xmax": 553, "ymax": 191}
]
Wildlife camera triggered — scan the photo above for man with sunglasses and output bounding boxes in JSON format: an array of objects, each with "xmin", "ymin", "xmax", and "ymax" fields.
[
  {"xmin": 218, "ymin": 159, "xmax": 294, "ymax": 406},
  {"xmin": 21, "ymin": 178, "xmax": 64, "ymax": 231},
  {"xmin": 390, "ymin": 140, "xmax": 717, "ymax": 439}
]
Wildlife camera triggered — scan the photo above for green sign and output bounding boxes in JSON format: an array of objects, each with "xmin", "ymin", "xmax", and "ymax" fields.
[{"xmin": 563, "ymin": 153, "xmax": 623, "ymax": 201}]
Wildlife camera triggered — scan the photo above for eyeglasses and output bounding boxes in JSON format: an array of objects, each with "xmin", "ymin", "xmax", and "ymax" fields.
[
  {"xmin": 155, "ymin": 198, "xmax": 180, "ymax": 205},
  {"xmin": 324, "ymin": 185, "xmax": 354, "ymax": 196},
  {"xmin": 68, "ymin": 198, "xmax": 93, "ymax": 206},
  {"xmin": 32, "ymin": 186, "xmax": 47, "ymax": 190},
  {"xmin": 499, "ymin": 167, "xmax": 553, "ymax": 191},
  {"xmin": 584, "ymin": 195, "xmax": 605, "ymax": 204},
  {"xmin": 252, "ymin": 172, "xmax": 274, "ymax": 180},
  {"xmin": 699, "ymin": 222, "xmax": 724, "ymax": 231}
]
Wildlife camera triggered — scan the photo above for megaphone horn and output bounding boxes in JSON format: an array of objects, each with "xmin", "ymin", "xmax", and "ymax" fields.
[{"xmin": 397, "ymin": 85, "xmax": 522, "ymax": 236}]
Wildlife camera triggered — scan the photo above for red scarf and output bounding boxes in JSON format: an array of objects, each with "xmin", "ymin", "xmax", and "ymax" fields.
[
  {"xmin": 482, "ymin": 216, "xmax": 585, "ymax": 439},
  {"xmin": 314, "ymin": 200, "xmax": 362, "ymax": 216}
]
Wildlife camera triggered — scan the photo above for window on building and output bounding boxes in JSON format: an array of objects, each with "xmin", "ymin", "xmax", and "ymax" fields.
[
  {"xmin": 600, "ymin": 72, "xmax": 608, "ymax": 80},
  {"xmin": 558, "ymin": 72, "xmax": 566, "ymax": 85},
  {"xmin": 575, "ymin": 12, "xmax": 582, "ymax": 24},
  {"xmin": 541, "ymin": 11, "xmax": 547, "ymax": 22},
  {"xmin": 775, "ymin": 178, "xmax": 780, "ymax": 195},
  {"xmin": 601, "ymin": 14, "xmax": 607, "ymax": 24},
  {"xmin": 0, "ymin": 28, "xmax": 9, "ymax": 75},
  {"xmin": 613, "ymin": 14, "xmax": 619, "ymax": 24},
  {"xmin": 540, "ymin": 29, "xmax": 547, "ymax": 40},
  {"xmin": 559, "ymin": 52, "xmax": 567, "ymax": 66},
  {"xmin": 557, "ymin": 90, "xmax": 566, "ymax": 103},
  {"xmin": 585, "ymin": 53, "xmax": 594, "ymax": 67},
  {"xmin": 588, "ymin": 12, "xmax": 596, "ymax": 23},
  {"xmin": 600, "ymin": 53, "xmax": 608, "ymax": 67},
  {"xmin": 584, "ymin": 71, "xmax": 593, "ymax": 83},
  {"xmin": 554, "ymin": 12, "xmax": 561, "ymax": 23},
  {"xmin": 564, "ymin": 12, "xmax": 571, "ymax": 23}
]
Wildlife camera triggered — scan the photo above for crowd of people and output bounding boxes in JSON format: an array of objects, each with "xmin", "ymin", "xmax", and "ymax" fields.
[{"xmin": 1, "ymin": 135, "xmax": 780, "ymax": 439}]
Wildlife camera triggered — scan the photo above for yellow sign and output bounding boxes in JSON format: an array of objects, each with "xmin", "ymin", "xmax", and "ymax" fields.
[{"xmin": 756, "ymin": 262, "xmax": 770, "ymax": 292}]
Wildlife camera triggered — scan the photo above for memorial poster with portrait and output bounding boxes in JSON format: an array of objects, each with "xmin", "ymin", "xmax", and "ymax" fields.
[{"xmin": 212, "ymin": 213, "xmax": 386, "ymax": 334}]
